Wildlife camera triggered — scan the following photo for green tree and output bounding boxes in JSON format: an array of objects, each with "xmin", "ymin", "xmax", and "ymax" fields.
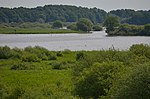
[
  {"xmin": 143, "ymin": 24, "xmax": 150, "ymax": 35},
  {"xmin": 74, "ymin": 62, "xmax": 123, "ymax": 99},
  {"xmin": 103, "ymin": 16, "xmax": 120, "ymax": 33},
  {"xmin": 76, "ymin": 18, "xmax": 93, "ymax": 32},
  {"xmin": 67, "ymin": 23, "xmax": 77, "ymax": 30},
  {"xmin": 52, "ymin": 20, "xmax": 63, "ymax": 29},
  {"xmin": 0, "ymin": 5, "xmax": 107, "ymax": 23}
]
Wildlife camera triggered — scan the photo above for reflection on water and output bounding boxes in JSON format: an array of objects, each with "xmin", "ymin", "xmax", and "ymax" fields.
[{"xmin": 0, "ymin": 31, "xmax": 150, "ymax": 51}]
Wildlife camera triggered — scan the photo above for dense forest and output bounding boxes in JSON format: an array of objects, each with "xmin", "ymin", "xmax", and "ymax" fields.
[
  {"xmin": 0, "ymin": 5, "xmax": 150, "ymax": 25},
  {"xmin": 0, "ymin": 5, "xmax": 107, "ymax": 24},
  {"xmin": 110, "ymin": 9, "xmax": 150, "ymax": 25}
]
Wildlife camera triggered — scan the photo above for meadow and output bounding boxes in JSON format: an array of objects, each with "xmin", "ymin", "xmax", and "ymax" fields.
[
  {"xmin": 0, "ymin": 44, "xmax": 150, "ymax": 99},
  {"xmin": 0, "ymin": 23, "xmax": 80, "ymax": 34}
]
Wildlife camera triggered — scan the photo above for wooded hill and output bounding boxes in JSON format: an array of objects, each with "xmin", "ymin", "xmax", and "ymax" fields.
[
  {"xmin": 0, "ymin": 5, "xmax": 150, "ymax": 25},
  {"xmin": 110, "ymin": 9, "xmax": 150, "ymax": 25},
  {"xmin": 0, "ymin": 5, "xmax": 107, "ymax": 24}
]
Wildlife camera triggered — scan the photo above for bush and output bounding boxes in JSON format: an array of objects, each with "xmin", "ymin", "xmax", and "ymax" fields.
[
  {"xmin": 37, "ymin": 54, "xmax": 48, "ymax": 60},
  {"xmin": 7, "ymin": 87, "xmax": 25, "ymax": 99},
  {"xmin": 52, "ymin": 20, "xmax": 63, "ymax": 29},
  {"xmin": 51, "ymin": 61, "xmax": 62, "ymax": 70},
  {"xmin": 73, "ymin": 62, "xmax": 124, "ymax": 99},
  {"xmin": 76, "ymin": 18, "xmax": 93, "ymax": 32},
  {"xmin": 24, "ymin": 46, "xmax": 49, "ymax": 55},
  {"xmin": 49, "ymin": 55, "xmax": 57, "ymax": 60},
  {"xmin": 11, "ymin": 47, "xmax": 22, "ymax": 59},
  {"xmin": 129, "ymin": 44, "xmax": 150, "ymax": 59},
  {"xmin": 11, "ymin": 62, "xmax": 35, "ymax": 70},
  {"xmin": 50, "ymin": 61, "xmax": 69, "ymax": 70},
  {"xmin": 56, "ymin": 51, "xmax": 63, "ymax": 57},
  {"xmin": 0, "ymin": 83, "xmax": 7, "ymax": 98},
  {"xmin": 76, "ymin": 52, "xmax": 85, "ymax": 61},
  {"xmin": 0, "ymin": 46, "xmax": 12, "ymax": 59},
  {"xmin": 107, "ymin": 63, "xmax": 150, "ymax": 99},
  {"xmin": 62, "ymin": 49, "xmax": 71, "ymax": 54},
  {"xmin": 21, "ymin": 54, "xmax": 40, "ymax": 62},
  {"xmin": 143, "ymin": 24, "xmax": 150, "ymax": 35},
  {"xmin": 67, "ymin": 23, "xmax": 77, "ymax": 30}
]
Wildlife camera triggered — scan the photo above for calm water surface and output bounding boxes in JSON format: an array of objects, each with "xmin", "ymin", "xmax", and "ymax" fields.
[{"xmin": 0, "ymin": 31, "xmax": 150, "ymax": 51}]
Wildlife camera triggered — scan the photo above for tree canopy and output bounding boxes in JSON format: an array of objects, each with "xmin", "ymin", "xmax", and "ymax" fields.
[
  {"xmin": 103, "ymin": 16, "xmax": 120, "ymax": 33},
  {"xmin": 76, "ymin": 18, "xmax": 93, "ymax": 32},
  {"xmin": 0, "ymin": 5, "xmax": 107, "ymax": 24},
  {"xmin": 110, "ymin": 9, "xmax": 150, "ymax": 25},
  {"xmin": 52, "ymin": 20, "xmax": 63, "ymax": 29},
  {"xmin": 1, "ymin": 5, "xmax": 150, "ymax": 25}
]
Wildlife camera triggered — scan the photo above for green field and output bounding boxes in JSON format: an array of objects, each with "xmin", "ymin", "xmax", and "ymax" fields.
[
  {"xmin": 0, "ymin": 23, "xmax": 83, "ymax": 34},
  {"xmin": 0, "ymin": 45, "xmax": 150, "ymax": 98},
  {"xmin": 0, "ymin": 28, "xmax": 81, "ymax": 34},
  {"xmin": 0, "ymin": 48, "xmax": 76, "ymax": 98}
]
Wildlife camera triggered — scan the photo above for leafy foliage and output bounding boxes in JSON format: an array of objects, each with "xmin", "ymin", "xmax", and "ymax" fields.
[
  {"xmin": 0, "ymin": 44, "xmax": 150, "ymax": 98},
  {"xmin": 93, "ymin": 25, "xmax": 103, "ymax": 31},
  {"xmin": 67, "ymin": 23, "xmax": 77, "ymax": 30},
  {"xmin": 52, "ymin": 20, "xmax": 63, "ymax": 29},
  {"xmin": 143, "ymin": 24, "xmax": 150, "ymax": 35},
  {"xmin": 110, "ymin": 9, "xmax": 150, "ymax": 25},
  {"xmin": 103, "ymin": 16, "xmax": 120, "ymax": 33},
  {"xmin": 107, "ymin": 63, "xmax": 150, "ymax": 99},
  {"xmin": 74, "ymin": 62, "xmax": 124, "ymax": 99},
  {"xmin": 11, "ymin": 62, "xmax": 35, "ymax": 70},
  {"xmin": 0, "ymin": 6, "xmax": 150, "ymax": 25},
  {"xmin": 76, "ymin": 18, "xmax": 93, "ymax": 32},
  {"xmin": 107, "ymin": 24, "xmax": 150, "ymax": 36},
  {"xmin": 0, "ymin": 5, "xmax": 107, "ymax": 23},
  {"xmin": 0, "ymin": 46, "xmax": 12, "ymax": 59},
  {"xmin": 129, "ymin": 44, "xmax": 150, "ymax": 59}
]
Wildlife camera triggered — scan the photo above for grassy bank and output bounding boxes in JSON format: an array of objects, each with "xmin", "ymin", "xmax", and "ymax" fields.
[
  {"xmin": 0, "ymin": 22, "xmax": 84, "ymax": 34},
  {"xmin": 0, "ymin": 45, "xmax": 150, "ymax": 98},
  {"xmin": 0, "ymin": 28, "xmax": 82, "ymax": 34}
]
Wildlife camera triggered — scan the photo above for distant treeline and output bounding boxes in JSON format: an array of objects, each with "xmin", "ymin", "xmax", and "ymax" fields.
[
  {"xmin": 110, "ymin": 9, "xmax": 150, "ymax": 25},
  {"xmin": 0, "ymin": 5, "xmax": 107, "ymax": 24},
  {"xmin": 0, "ymin": 5, "xmax": 150, "ymax": 25}
]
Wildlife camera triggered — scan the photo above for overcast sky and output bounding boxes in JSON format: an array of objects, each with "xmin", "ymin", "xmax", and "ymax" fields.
[{"xmin": 0, "ymin": 0, "xmax": 150, "ymax": 11}]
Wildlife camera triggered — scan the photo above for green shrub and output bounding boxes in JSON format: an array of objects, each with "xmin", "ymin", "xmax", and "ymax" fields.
[
  {"xmin": 21, "ymin": 54, "xmax": 40, "ymax": 62},
  {"xmin": 56, "ymin": 51, "xmax": 63, "ymax": 57},
  {"xmin": 24, "ymin": 46, "xmax": 49, "ymax": 55},
  {"xmin": 73, "ymin": 62, "xmax": 124, "ymax": 99},
  {"xmin": 37, "ymin": 53, "xmax": 48, "ymax": 60},
  {"xmin": 0, "ymin": 83, "xmax": 6, "ymax": 99},
  {"xmin": 62, "ymin": 49, "xmax": 71, "ymax": 54},
  {"xmin": 76, "ymin": 52, "xmax": 85, "ymax": 61},
  {"xmin": 7, "ymin": 87, "xmax": 25, "ymax": 99},
  {"xmin": 11, "ymin": 47, "xmax": 22, "ymax": 59},
  {"xmin": 51, "ymin": 61, "xmax": 69, "ymax": 70},
  {"xmin": 11, "ymin": 62, "xmax": 35, "ymax": 70},
  {"xmin": 49, "ymin": 55, "xmax": 57, "ymax": 60},
  {"xmin": 130, "ymin": 44, "xmax": 150, "ymax": 59},
  {"xmin": 0, "ymin": 46, "xmax": 12, "ymax": 59},
  {"xmin": 51, "ymin": 61, "xmax": 62, "ymax": 70},
  {"xmin": 52, "ymin": 20, "xmax": 63, "ymax": 29},
  {"xmin": 143, "ymin": 24, "xmax": 150, "ymax": 35},
  {"xmin": 67, "ymin": 23, "xmax": 77, "ymax": 30},
  {"xmin": 107, "ymin": 63, "xmax": 150, "ymax": 99},
  {"xmin": 77, "ymin": 18, "xmax": 93, "ymax": 32}
]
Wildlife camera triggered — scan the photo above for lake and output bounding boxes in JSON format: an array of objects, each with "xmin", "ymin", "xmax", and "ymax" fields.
[{"xmin": 0, "ymin": 31, "xmax": 150, "ymax": 51}]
